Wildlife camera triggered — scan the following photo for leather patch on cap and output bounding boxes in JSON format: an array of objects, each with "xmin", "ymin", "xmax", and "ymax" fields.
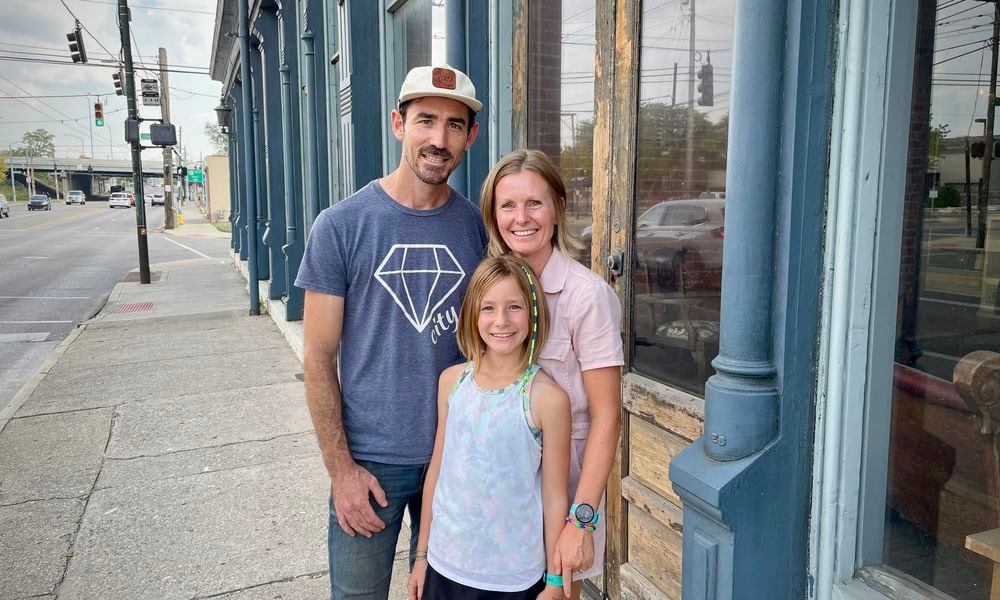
[{"xmin": 432, "ymin": 67, "xmax": 457, "ymax": 90}]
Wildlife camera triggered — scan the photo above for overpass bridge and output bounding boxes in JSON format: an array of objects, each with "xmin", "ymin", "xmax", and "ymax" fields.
[{"xmin": 8, "ymin": 156, "xmax": 163, "ymax": 177}]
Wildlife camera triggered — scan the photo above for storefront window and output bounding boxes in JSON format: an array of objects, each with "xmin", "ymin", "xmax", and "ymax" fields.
[
  {"xmin": 632, "ymin": 0, "xmax": 731, "ymax": 395},
  {"xmin": 885, "ymin": 5, "xmax": 1000, "ymax": 597},
  {"xmin": 526, "ymin": 0, "xmax": 597, "ymax": 268}
]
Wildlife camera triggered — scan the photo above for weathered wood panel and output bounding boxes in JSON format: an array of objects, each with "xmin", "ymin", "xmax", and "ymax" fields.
[
  {"xmin": 622, "ymin": 476, "xmax": 684, "ymax": 535},
  {"xmin": 621, "ymin": 563, "xmax": 670, "ymax": 600},
  {"xmin": 628, "ymin": 417, "xmax": 689, "ymax": 506},
  {"xmin": 624, "ymin": 373, "xmax": 705, "ymax": 442},
  {"xmin": 627, "ymin": 504, "xmax": 683, "ymax": 599}
]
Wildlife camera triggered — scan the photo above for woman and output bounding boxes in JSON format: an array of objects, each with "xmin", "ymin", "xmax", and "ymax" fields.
[{"xmin": 480, "ymin": 149, "xmax": 623, "ymax": 599}]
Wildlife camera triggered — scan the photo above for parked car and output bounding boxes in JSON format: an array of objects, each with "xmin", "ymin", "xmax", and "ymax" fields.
[
  {"xmin": 28, "ymin": 194, "xmax": 51, "ymax": 211},
  {"xmin": 145, "ymin": 191, "xmax": 165, "ymax": 206},
  {"xmin": 580, "ymin": 198, "xmax": 725, "ymax": 293},
  {"xmin": 66, "ymin": 190, "xmax": 87, "ymax": 205},
  {"xmin": 0, "ymin": 193, "xmax": 9, "ymax": 218},
  {"xmin": 109, "ymin": 192, "xmax": 131, "ymax": 209}
]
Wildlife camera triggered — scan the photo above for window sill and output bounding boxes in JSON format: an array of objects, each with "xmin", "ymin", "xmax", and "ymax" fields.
[{"xmin": 832, "ymin": 567, "xmax": 959, "ymax": 600}]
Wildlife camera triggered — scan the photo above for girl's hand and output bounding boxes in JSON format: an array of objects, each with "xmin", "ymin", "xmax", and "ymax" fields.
[
  {"xmin": 537, "ymin": 583, "xmax": 569, "ymax": 600},
  {"xmin": 407, "ymin": 560, "xmax": 427, "ymax": 600},
  {"xmin": 555, "ymin": 523, "xmax": 594, "ymax": 573}
]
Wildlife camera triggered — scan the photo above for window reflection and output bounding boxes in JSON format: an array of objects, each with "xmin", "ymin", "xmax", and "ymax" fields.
[
  {"xmin": 885, "ymin": 3, "xmax": 1000, "ymax": 598},
  {"xmin": 527, "ymin": 0, "xmax": 597, "ymax": 268},
  {"xmin": 632, "ymin": 0, "xmax": 731, "ymax": 395}
]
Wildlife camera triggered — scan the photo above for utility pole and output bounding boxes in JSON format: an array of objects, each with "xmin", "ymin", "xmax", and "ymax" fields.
[
  {"xmin": 672, "ymin": 62, "xmax": 678, "ymax": 107},
  {"xmin": 686, "ymin": 0, "xmax": 696, "ymax": 190},
  {"xmin": 118, "ymin": 0, "xmax": 151, "ymax": 284},
  {"xmin": 159, "ymin": 47, "xmax": 176, "ymax": 229},
  {"xmin": 978, "ymin": 0, "xmax": 1000, "ymax": 248},
  {"xmin": 966, "ymin": 139, "xmax": 973, "ymax": 237},
  {"xmin": 8, "ymin": 144, "xmax": 15, "ymax": 203}
]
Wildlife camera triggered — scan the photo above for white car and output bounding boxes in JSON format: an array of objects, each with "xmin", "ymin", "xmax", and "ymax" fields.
[
  {"xmin": 149, "ymin": 192, "xmax": 165, "ymax": 206},
  {"xmin": 109, "ymin": 192, "xmax": 131, "ymax": 209},
  {"xmin": 66, "ymin": 190, "xmax": 86, "ymax": 205}
]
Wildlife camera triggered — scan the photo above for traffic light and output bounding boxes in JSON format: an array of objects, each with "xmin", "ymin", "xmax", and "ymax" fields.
[
  {"xmin": 112, "ymin": 71, "xmax": 124, "ymax": 96},
  {"xmin": 972, "ymin": 141, "xmax": 986, "ymax": 158},
  {"xmin": 94, "ymin": 102, "xmax": 104, "ymax": 127},
  {"xmin": 697, "ymin": 63, "xmax": 714, "ymax": 107},
  {"xmin": 66, "ymin": 24, "xmax": 87, "ymax": 64}
]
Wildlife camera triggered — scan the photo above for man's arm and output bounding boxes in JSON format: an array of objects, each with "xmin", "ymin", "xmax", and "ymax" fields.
[{"xmin": 303, "ymin": 290, "xmax": 388, "ymax": 538}]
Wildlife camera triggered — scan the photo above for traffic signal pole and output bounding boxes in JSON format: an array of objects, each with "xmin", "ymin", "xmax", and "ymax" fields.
[{"xmin": 117, "ymin": 0, "xmax": 151, "ymax": 284}]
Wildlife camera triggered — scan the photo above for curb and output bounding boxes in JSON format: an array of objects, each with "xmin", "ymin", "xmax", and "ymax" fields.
[{"xmin": 0, "ymin": 324, "xmax": 88, "ymax": 434}]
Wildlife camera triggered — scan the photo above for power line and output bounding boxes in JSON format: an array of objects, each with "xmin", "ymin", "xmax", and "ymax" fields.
[
  {"xmin": 933, "ymin": 41, "xmax": 989, "ymax": 66},
  {"xmin": 0, "ymin": 74, "xmax": 116, "ymax": 148},
  {"xmin": 937, "ymin": 3, "xmax": 984, "ymax": 23},
  {"xmin": 0, "ymin": 55, "xmax": 209, "ymax": 74},
  {"xmin": 69, "ymin": 0, "xmax": 215, "ymax": 15},
  {"xmin": 0, "ymin": 92, "xmax": 117, "ymax": 99}
]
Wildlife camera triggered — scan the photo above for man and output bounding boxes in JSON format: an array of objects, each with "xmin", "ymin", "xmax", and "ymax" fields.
[{"xmin": 294, "ymin": 66, "xmax": 485, "ymax": 599}]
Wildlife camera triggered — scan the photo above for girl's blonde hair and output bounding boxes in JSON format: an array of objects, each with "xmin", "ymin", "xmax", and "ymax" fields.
[
  {"xmin": 479, "ymin": 149, "xmax": 580, "ymax": 258},
  {"xmin": 456, "ymin": 256, "xmax": 550, "ymax": 372}
]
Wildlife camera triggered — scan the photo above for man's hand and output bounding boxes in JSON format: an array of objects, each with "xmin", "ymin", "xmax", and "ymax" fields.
[
  {"xmin": 407, "ymin": 560, "xmax": 427, "ymax": 600},
  {"xmin": 554, "ymin": 524, "xmax": 594, "ymax": 575},
  {"xmin": 331, "ymin": 462, "xmax": 388, "ymax": 538}
]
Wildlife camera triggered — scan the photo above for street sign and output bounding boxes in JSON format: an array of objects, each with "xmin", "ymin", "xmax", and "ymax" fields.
[
  {"xmin": 187, "ymin": 169, "xmax": 204, "ymax": 183},
  {"xmin": 140, "ymin": 133, "xmax": 151, "ymax": 141},
  {"xmin": 141, "ymin": 78, "xmax": 160, "ymax": 106}
]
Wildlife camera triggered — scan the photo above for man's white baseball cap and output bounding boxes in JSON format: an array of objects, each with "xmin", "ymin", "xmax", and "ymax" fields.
[{"xmin": 397, "ymin": 65, "xmax": 482, "ymax": 113}]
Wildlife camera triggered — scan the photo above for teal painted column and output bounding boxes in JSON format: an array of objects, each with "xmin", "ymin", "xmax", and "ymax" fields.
[
  {"xmin": 250, "ymin": 38, "xmax": 270, "ymax": 281},
  {"xmin": 299, "ymin": 0, "xmax": 321, "ymax": 233},
  {"xmin": 238, "ymin": 0, "xmax": 261, "ymax": 315},
  {"xmin": 445, "ymin": 0, "xmax": 467, "ymax": 198},
  {"xmin": 226, "ymin": 96, "xmax": 238, "ymax": 252},
  {"xmin": 277, "ymin": 0, "xmax": 304, "ymax": 321},
  {"xmin": 255, "ymin": 8, "xmax": 287, "ymax": 299},
  {"xmin": 668, "ymin": 0, "xmax": 834, "ymax": 596},
  {"xmin": 232, "ymin": 83, "xmax": 248, "ymax": 261}
]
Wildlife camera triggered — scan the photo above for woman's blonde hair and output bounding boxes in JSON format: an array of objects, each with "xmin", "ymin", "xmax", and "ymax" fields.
[
  {"xmin": 456, "ymin": 256, "xmax": 550, "ymax": 372},
  {"xmin": 480, "ymin": 149, "xmax": 580, "ymax": 258}
]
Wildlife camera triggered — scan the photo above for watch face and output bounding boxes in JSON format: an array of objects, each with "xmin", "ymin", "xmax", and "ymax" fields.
[{"xmin": 574, "ymin": 503, "xmax": 595, "ymax": 524}]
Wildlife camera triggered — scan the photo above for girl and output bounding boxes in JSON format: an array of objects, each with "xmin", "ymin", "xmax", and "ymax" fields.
[{"xmin": 407, "ymin": 256, "xmax": 572, "ymax": 600}]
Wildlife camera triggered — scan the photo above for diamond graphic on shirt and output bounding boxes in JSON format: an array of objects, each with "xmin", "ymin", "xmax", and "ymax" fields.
[{"xmin": 374, "ymin": 244, "xmax": 466, "ymax": 333}]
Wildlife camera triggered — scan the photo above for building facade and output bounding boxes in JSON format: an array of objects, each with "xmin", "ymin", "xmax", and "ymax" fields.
[{"xmin": 210, "ymin": 1, "xmax": 1000, "ymax": 598}]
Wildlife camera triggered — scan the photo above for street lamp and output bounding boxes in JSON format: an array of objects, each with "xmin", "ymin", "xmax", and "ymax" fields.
[{"xmin": 215, "ymin": 102, "xmax": 232, "ymax": 129}]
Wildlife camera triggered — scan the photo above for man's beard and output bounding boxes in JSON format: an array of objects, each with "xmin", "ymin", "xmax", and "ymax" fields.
[{"xmin": 407, "ymin": 145, "xmax": 456, "ymax": 185}]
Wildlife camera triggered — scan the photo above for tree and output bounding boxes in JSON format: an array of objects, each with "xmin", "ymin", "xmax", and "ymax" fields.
[
  {"xmin": 15, "ymin": 129, "xmax": 56, "ymax": 158},
  {"xmin": 205, "ymin": 122, "xmax": 229, "ymax": 155},
  {"xmin": 0, "ymin": 153, "xmax": 7, "ymax": 184},
  {"xmin": 927, "ymin": 119, "xmax": 950, "ymax": 171}
]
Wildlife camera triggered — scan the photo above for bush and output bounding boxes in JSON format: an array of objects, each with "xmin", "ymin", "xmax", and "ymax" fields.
[{"xmin": 926, "ymin": 185, "xmax": 962, "ymax": 208}]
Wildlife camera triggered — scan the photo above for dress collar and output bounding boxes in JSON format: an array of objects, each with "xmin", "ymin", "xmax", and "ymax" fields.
[{"xmin": 539, "ymin": 247, "xmax": 570, "ymax": 294}]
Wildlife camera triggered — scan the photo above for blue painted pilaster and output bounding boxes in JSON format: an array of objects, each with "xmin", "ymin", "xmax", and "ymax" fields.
[
  {"xmin": 250, "ymin": 37, "xmax": 270, "ymax": 281},
  {"xmin": 256, "ymin": 7, "xmax": 287, "ymax": 300},
  {"xmin": 465, "ymin": 2, "xmax": 490, "ymax": 203},
  {"xmin": 668, "ymin": 0, "xmax": 833, "ymax": 596},
  {"xmin": 232, "ymin": 84, "xmax": 248, "ymax": 260},
  {"xmin": 347, "ymin": 1, "xmax": 381, "ymax": 188},
  {"xmin": 445, "ymin": 0, "xmax": 468, "ymax": 198},
  {"xmin": 227, "ymin": 100, "xmax": 238, "ymax": 252},
  {"xmin": 300, "ymin": 0, "xmax": 321, "ymax": 233},
  {"xmin": 239, "ymin": 0, "xmax": 261, "ymax": 315},
  {"xmin": 277, "ymin": 0, "xmax": 305, "ymax": 321}
]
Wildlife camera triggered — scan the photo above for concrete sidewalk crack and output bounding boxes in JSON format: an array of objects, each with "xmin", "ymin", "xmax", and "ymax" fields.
[
  {"xmin": 105, "ymin": 430, "xmax": 314, "ymax": 461},
  {"xmin": 0, "ymin": 495, "xmax": 85, "ymax": 509},
  {"xmin": 50, "ymin": 414, "xmax": 113, "ymax": 598},
  {"xmin": 192, "ymin": 569, "xmax": 329, "ymax": 598}
]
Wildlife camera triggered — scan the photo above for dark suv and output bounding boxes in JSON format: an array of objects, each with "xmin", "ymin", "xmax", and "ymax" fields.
[{"xmin": 28, "ymin": 194, "xmax": 51, "ymax": 211}]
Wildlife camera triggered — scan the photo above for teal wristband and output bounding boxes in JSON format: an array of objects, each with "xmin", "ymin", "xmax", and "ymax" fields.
[{"xmin": 545, "ymin": 572, "xmax": 563, "ymax": 586}]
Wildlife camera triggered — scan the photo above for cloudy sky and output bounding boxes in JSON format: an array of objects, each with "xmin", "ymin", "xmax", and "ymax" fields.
[{"xmin": 0, "ymin": 0, "xmax": 222, "ymax": 163}]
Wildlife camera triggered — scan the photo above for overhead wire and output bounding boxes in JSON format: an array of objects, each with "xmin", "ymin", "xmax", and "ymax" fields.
[{"xmin": 56, "ymin": 0, "xmax": 121, "ymax": 63}]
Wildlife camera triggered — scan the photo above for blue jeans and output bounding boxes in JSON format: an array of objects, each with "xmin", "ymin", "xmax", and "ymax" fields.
[{"xmin": 327, "ymin": 460, "xmax": 428, "ymax": 600}]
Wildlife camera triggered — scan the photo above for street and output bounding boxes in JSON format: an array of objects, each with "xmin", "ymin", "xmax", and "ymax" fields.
[{"xmin": 0, "ymin": 201, "xmax": 231, "ymax": 411}]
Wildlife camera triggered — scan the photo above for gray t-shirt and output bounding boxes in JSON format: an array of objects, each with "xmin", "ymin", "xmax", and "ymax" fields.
[{"xmin": 295, "ymin": 181, "xmax": 487, "ymax": 464}]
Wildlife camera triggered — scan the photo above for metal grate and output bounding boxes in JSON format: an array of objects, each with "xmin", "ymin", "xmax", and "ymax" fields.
[{"xmin": 110, "ymin": 301, "xmax": 155, "ymax": 314}]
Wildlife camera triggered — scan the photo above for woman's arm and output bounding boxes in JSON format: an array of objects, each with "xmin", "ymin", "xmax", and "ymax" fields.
[
  {"xmin": 406, "ymin": 366, "xmax": 461, "ymax": 600},
  {"xmin": 534, "ymin": 375, "xmax": 571, "ymax": 599},
  {"xmin": 553, "ymin": 366, "xmax": 621, "ymax": 576}
]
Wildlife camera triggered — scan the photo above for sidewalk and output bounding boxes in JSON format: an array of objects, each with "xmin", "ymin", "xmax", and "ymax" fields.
[{"xmin": 0, "ymin": 210, "xmax": 412, "ymax": 599}]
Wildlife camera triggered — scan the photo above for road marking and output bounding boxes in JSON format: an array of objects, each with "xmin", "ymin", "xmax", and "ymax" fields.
[
  {"xmin": 0, "ymin": 333, "xmax": 49, "ymax": 343},
  {"xmin": 0, "ymin": 296, "xmax": 90, "ymax": 300},
  {"xmin": 94, "ymin": 226, "xmax": 101, "ymax": 230},
  {"xmin": 160, "ymin": 235, "xmax": 211, "ymax": 259},
  {"xmin": 0, "ymin": 320, "xmax": 73, "ymax": 324},
  {"xmin": 21, "ymin": 256, "xmax": 49, "ymax": 259}
]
